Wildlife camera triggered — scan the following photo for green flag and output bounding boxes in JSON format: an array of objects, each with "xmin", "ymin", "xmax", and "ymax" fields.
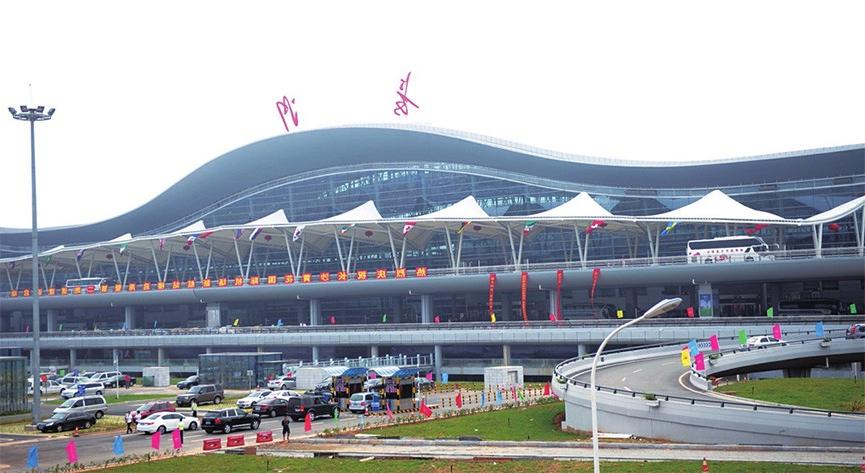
[
  {"xmin": 382, "ymin": 313, "xmax": 387, "ymax": 323},
  {"xmin": 333, "ymin": 406, "xmax": 339, "ymax": 425},
  {"xmin": 850, "ymin": 303, "xmax": 858, "ymax": 315},
  {"xmin": 738, "ymin": 329, "xmax": 747, "ymax": 345},
  {"xmin": 766, "ymin": 307, "xmax": 774, "ymax": 318}
]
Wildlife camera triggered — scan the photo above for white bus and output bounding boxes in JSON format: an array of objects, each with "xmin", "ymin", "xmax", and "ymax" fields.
[{"xmin": 687, "ymin": 236, "xmax": 774, "ymax": 264}]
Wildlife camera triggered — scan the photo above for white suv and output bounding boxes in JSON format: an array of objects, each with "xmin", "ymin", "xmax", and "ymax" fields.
[
  {"xmin": 60, "ymin": 382, "xmax": 105, "ymax": 399},
  {"xmin": 267, "ymin": 376, "xmax": 295, "ymax": 390},
  {"xmin": 745, "ymin": 336, "xmax": 786, "ymax": 348}
]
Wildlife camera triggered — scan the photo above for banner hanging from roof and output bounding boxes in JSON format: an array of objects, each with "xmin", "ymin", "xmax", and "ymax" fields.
[
  {"xmin": 488, "ymin": 273, "xmax": 496, "ymax": 318},
  {"xmin": 555, "ymin": 269, "xmax": 564, "ymax": 321},
  {"xmin": 590, "ymin": 267, "xmax": 601, "ymax": 305}
]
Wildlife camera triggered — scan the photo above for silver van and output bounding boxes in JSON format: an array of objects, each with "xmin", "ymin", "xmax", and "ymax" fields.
[{"xmin": 53, "ymin": 395, "xmax": 108, "ymax": 419}]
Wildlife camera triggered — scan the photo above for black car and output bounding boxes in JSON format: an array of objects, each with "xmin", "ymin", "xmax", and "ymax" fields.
[
  {"xmin": 176, "ymin": 375, "xmax": 200, "ymax": 390},
  {"xmin": 37, "ymin": 412, "xmax": 97, "ymax": 433},
  {"xmin": 201, "ymin": 408, "xmax": 260, "ymax": 434},
  {"xmin": 252, "ymin": 397, "xmax": 290, "ymax": 418},
  {"xmin": 286, "ymin": 394, "xmax": 339, "ymax": 422}
]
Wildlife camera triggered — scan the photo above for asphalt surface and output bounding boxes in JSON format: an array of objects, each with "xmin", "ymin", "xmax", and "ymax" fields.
[{"xmin": 571, "ymin": 355, "xmax": 711, "ymax": 399}]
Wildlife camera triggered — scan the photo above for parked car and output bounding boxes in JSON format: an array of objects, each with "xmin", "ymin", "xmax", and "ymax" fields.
[
  {"xmin": 90, "ymin": 371, "xmax": 136, "ymax": 388},
  {"xmin": 363, "ymin": 378, "xmax": 384, "ymax": 392},
  {"xmin": 53, "ymin": 395, "xmax": 108, "ymax": 419},
  {"xmin": 136, "ymin": 400, "xmax": 175, "ymax": 419},
  {"xmin": 313, "ymin": 378, "xmax": 332, "ymax": 391},
  {"xmin": 176, "ymin": 384, "xmax": 224, "ymax": 407},
  {"xmin": 349, "ymin": 391, "xmax": 381, "ymax": 414},
  {"xmin": 845, "ymin": 323, "xmax": 865, "ymax": 339},
  {"xmin": 60, "ymin": 382, "xmax": 105, "ymax": 399},
  {"xmin": 744, "ymin": 336, "xmax": 786, "ymax": 348},
  {"xmin": 37, "ymin": 412, "xmax": 97, "ymax": 433},
  {"xmin": 252, "ymin": 397, "xmax": 291, "ymax": 418},
  {"xmin": 267, "ymin": 375, "xmax": 296, "ymax": 390},
  {"xmin": 57, "ymin": 375, "xmax": 88, "ymax": 387},
  {"xmin": 136, "ymin": 412, "xmax": 198, "ymax": 434},
  {"xmin": 414, "ymin": 377, "xmax": 435, "ymax": 391},
  {"xmin": 176, "ymin": 375, "xmax": 200, "ymax": 390},
  {"xmin": 236, "ymin": 389, "xmax": 273, "ymax": 408},
  {"xmin": 304, "ymin": 388, "xmax": 333, "ymax": 403},
  {"xmin": 201, "ymin": 408, "xmax": 260, "ymax": 434},
  {"xmin": 286, "ymin": 394, "xmax": 338, "ymax": 421},
  {"xmin": 28, "ymin": 379, "xmax": 64, "ymax": 395}
]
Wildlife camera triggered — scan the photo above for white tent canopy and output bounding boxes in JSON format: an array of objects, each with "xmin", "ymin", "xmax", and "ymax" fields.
[
  {"xmin": 803, "ymin": 195, "xmax": 865, "ymax": 224},
  {"xmin": 244, "ymin": 209, "xmax": 290, "ymax": 227},
  {"xmin": 530, "ymin": 192, "xmax": 612, "ymax": 219},
  {"xmin": 646, "ymin": 189, "xmax": 784, "ymax": 223},
  {"xmin": 169, "ymin": 220, "xmax": 207, "ymax": 235}
]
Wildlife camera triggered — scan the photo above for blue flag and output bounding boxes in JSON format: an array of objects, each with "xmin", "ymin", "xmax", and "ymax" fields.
[
  {"xmin": 153, "ymin": 320, "xmax": 158, "ymax": 329},
  {"xmin": 121, "ymin": 321, "xmax": 127, "ymax": 331},
  {"xmin": 276, "ymin": 319, "xmax": 283, "ymax": 327},
  {"xmin": 76, "ymin": 384, "xmax": 85, "ymax": 397},
  {"xmin": 72, "ymin": 368, "xmax": 79, "ymax": 376},
  {"xmin": 688, "ymin": 339, "xmax": 699, "ymax": 357},
  {"xmin": 441, "ymin": 373, "xmax": 449, "ymax": 384},
  {"xmin": 815, "ymin": 321, "xmax": 825, "ymax": 338},
  {"xmin": 496, "ymin": 391, "xmax": 503, "ymax": 405},
  {"xmin": 27, "ymin": 445, "xmax": 38, "ymax": 469},
  {"xmin": 113, "ymin": 435, "xmax": 124, "ymax": 455},
  {"xmin": 480, "ymin": 391, "xmax": 486, "ymax": 407}
]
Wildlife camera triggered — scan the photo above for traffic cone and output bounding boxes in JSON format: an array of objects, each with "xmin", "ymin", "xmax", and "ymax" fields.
[
  {"xmin": 73, "ymin": 427, "xmax": 80, "ymax": 437},
  {"xmin": 701, "ymin": 458, "xmax": 709, "ymax": 472}
]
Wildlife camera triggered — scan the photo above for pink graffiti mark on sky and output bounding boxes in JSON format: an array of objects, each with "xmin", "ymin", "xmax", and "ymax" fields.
[
  {"xmin": 276, "ymin": 96, "xmax": 299, "ymax": 132},
  {"xmin": 393, "ymin": 72, "xmax": 419, "ymax": 116}
]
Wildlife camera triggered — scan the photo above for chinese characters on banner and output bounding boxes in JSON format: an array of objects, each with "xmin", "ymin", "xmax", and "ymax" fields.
[
  {"xmin": 276, "ymin": 96, "xmax": 299, "ymax": 132},
  {"xmin": 488, "ymin": 273, "xmax": 496, "ymax": 318},
  {"xmin": 555, "ymin": 269, "xmax": 564, "ymax": 321},
  {"xmin": 520, "ymin": 271, "xmax": 528, "ymax": 322},
  {"xmin": 590, "ymin": 268, "xmax": 601, "ymax": 305},
  {"xmin": 393, "ymin": 72, "xmax": 419, "ymax": 116}
]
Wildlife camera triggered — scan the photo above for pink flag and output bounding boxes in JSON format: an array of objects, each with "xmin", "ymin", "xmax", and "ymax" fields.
[
  {"xmin": 549, "ymin": 313, "xmax": 557, "ymax": 323},
  {"xmin": 543, "ymin": 382, "xmax": 551, "ymax": 396},
  {"xmin": 419, "ymin": 399, "xmax": 433, "ymax": 418},
  {"xmin": 511, "ymin": 385, "xmax": 517, "ymax": 400},
  {"xmin": 172, "ymin": 428, "xmax": 182, "ymax": 449},
  {"xmin": 151, "ymin": 430, "xmax": 161, "ymax": 450},
  {"xmin": 425, "ymin": 371, "xmax": 433, "ymax": 381},
  {"xmin": 386, "ymin": 401, "xmax": 394, "ymax": 421},
  {"xmin": 369, "ymin": 371, "xmax": 377, "ymax": 379},
  {"xmin": 65, "ymin": 440, "xmax": 79, "ymax": 464},
  {"xmin": 772, "ymin": 324, "xmax": 782, "ymax": 340},
  {"xmin": 709, "ymin": 335, "xmax": 720, "ymax": 351},
  {"xmin": 433, "ymin": 315, "xmax": 441, "ymax": 323},
  {"xmin": 694, "ymin": 353, "xmax": 705, "ymax": 371}
]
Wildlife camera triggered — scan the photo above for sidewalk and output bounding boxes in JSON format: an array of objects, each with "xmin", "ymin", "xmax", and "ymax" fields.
[{"xmin": 264, "ymin": 438, "xmax": 865, "ymax": 466}]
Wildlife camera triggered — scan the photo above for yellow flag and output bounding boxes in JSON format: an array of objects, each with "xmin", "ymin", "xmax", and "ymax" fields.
[
  {"xmin": 616, "ymin": 309, "xmax": 624, "ymax": 319},
  {"xmin": 233, "ymin": 318, "xmax": 239, "ymax": 327},
  {"xmin": 680, "ymin": 348, "xmax": 691, "ymax": 367},
  {"xmin": 490, "ymin": 312, "xmax": 496, "ymax": 323}
]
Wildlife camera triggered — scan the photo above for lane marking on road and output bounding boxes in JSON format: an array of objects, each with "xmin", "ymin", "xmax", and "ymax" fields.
[
  {"xmin": 621, "ymin": 377, "xmax": 627, "ymax": 382},
  {"xmin": 662, "ymin": 361, "xmax": 676, "ymax": 366},
  {"xmin": 632, "ymin": 368, "xmax": 643, "ymax": 373}
]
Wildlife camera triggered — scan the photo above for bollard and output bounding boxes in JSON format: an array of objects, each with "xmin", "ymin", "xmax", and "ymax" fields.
[
  {"xmin": 256, "ymin": 431, "xmax": 273, "ymax": 443},
  {"xmin": 202, "ymin": 438, "xmax": 222, "ymax": 451},
  {"xmin": 226, "ymin": 435, "xmax": 245, "ymax": 447}
]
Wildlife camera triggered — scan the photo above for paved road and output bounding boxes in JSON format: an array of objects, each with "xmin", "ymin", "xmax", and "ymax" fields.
[{"xmin": 571, "ymin": 355, "xmax": 710, "ymax": 399}]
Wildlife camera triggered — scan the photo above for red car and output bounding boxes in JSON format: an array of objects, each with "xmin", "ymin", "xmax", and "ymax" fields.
[{"xmin": 136, "ymin": 400, "xmax": 175, "ymax": 419}]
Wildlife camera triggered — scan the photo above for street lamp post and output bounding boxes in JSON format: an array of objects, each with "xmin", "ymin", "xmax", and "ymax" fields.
[
  {"xmin": 590, "ymin": 297, "xmax": 682, "ymax": 473},
  {"xmin": 8, "ymin": 105, "xmax": 55, "ymax": 425}
]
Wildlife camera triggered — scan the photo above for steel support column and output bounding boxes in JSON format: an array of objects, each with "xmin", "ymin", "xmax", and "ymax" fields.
[
  {"xmin": 434, "ymin": 345, "xmax": 443, "ymax": 383},
  {"xmin": 309, "ymin": 299, "xmax": 321, "ymax": 326},
  {"xmin": 502, "ymin": 344, "xmax": 512, "ymax": 366},
  {"xmin": 421, "ymin": 294, "xmax": 433, "ymax": 324}
]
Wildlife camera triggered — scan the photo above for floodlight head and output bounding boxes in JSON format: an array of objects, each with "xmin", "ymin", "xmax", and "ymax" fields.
[
  {"xmin": 20, "ymin": 105, "xmax": 28, "ymax": 112},
  {"xmin": 642, "ymin": 297, "xmax": 683, "ymax": 320},
  {"xmin": 36, "ymin": 106, "xmax": 44, "ymax": 113},
  {"xmin": 47, "ymin": 108, "xmax": 55, "ymax": 117},
  {"xmin": 8, "ymin": 107, "xmax": 16, "ymax": 117}
]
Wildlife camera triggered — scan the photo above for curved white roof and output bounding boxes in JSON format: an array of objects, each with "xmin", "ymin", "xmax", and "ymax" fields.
[{"xmin": 647, "ymin": 190, "xmax": 784, "ymax": 222}]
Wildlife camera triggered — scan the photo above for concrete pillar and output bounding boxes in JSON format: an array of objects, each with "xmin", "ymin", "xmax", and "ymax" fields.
[
  {"xmin": 46, "ymin": 309, "xmax": 58, "ymax": 332},
  {"xmin": 434, "ymin": 345, "xmax": 443, "ymax": 383},
  {"xmin": 578, "ymin": 344, "xmax": 587, "ymax": 357},
  {"xmin": 392, "ymin": 297, "xmax": 403, "ymax": 324},
  {"xmin": 206, "ymin": 303, "xmax": 222, "ymax": 328},
  {"xmin": 0, "ymin": 312, "xmax": 8, "ymax": 332},
  {"xmin": 124, "ymin": 306, "xmax": 136, "ymax": 330},
  {"xmin": 421, "ymin": 295, "xmax": 433, "ymax": 324},
  {"xmin": 309, "ymin": 299, "xmax": 321, "ymax": 326},
  {"xmin": 157, "ymin": 348, "xmax": 166, "ymax": 367},
  {"xmin": 205, "ymin": 347, "xmax": 213, "ymax": 354},
  {"xmin": 69, "ymin": 349, "xmax": 77, "ymax": 369},
  {"xmin": 311, "ymin": 346, "xmax": 320, "ymax": 363},
  {"xmin": 370, "ymin": 346, "xmax": 379, "ymax": 358},
  {"xmin": 502, "ymin": 344, "xmax": 511, "ymax": 366},
  {"xmin": 257, "ymin": 346, "xmax": 265, "ymax": 353},
  {"xmin": 11, "ymin": 311, "xmax": 23, "ymax": 331},
  {"xmin": 499, "ymin": 293, "xmax": 513, "ymax": 321}
]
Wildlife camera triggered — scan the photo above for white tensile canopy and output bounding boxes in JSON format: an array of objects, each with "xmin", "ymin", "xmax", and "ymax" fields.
[
  {"xmin": 646, "ymin": 189, "xmax": 785, "ymax": 223},
  {"xmin": 397, "ymin": 196, "xmax": 499, "ymax": 251}
]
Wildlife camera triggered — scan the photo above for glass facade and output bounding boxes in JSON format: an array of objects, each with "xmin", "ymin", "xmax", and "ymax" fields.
[
  {"xmin": 0, "ymin": 356, "xmax": 27, "ymax": 415},
  {"xmin": 198, "ymin": 352, "xmax": 282, "ymax": 389}
]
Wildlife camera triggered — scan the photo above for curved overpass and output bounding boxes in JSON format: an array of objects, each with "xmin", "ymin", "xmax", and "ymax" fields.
[{"xmin": 552, "ymin": 335, "xmax": 865, "ymax": 446}]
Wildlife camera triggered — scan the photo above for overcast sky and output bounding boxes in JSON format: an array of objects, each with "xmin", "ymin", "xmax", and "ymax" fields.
[{"xmin": 1, "ymin": 1, "xmax": 863, "ymax": 230}]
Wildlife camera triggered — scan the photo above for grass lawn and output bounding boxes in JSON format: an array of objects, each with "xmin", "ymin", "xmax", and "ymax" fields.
[
  {"xmin": 0, "ymin": 414, "xmax": 126, "ymax": 435},
  {"xmin": 364, "ymin": 401, "xmax": 580, "ymax": 441},
  {"xmin": 435, "ymin": 382, "xmax": 547, "ymax": 392},
  {"xmin": 84, "ymin": 454, "xmax": 859, "ymax": 472},
  {"xmin": 717, "ymin": 378, "xmax": 865, "ymax": 412},
  {"xmin": 45, "ymin": 393, "xmax": 175, "ymax": 406}
]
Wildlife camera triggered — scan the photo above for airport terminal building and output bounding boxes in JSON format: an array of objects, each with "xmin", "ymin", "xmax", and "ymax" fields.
[{"xmin": 1, "ymin": 125, "xmax": 863, "ymax": 370}]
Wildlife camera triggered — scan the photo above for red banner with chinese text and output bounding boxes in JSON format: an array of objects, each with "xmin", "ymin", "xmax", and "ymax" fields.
[
  {"xmin": 488, "ymin": 273, "xmax": 496, "ymax": 317},
  {"xmin": 590, "ymin": 267, "xmax": 601, "ymax": 305},
  {"xmin": 520, "ymin": 271, "xmax": 528, "ymax": 322},
  {"xmin": 555, "ymin": 269, "xmax": 564, "ymax": 320}
]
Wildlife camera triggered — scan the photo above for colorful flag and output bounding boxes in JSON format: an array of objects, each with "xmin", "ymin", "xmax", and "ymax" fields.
[
  {"xmin": 511, "ymin": 386, "xmax": 517, "ymax": 401},
  {"xmin": 233, "ymin": 318, "xmax": 241, "ymax": 327},
  {"xmin": 276, "ymin": 319, "xmax": 283, "ymax": 327},
  {"xmin": 660, "ymin": 221, "xmax": 678, "ymax": 236},
  {"xmin": 158, "ymin": 238, "xmax": 166, "ymax": 251},
  {"xmin": 490, "ymin": 312, "xmax": 496, "ymax": 323},
  {"xmin": 549, "ymin": 313, "xmax": 557, "ymax": 323},
  {"xmin": 680, "ymin": 348, "xmax": 691, "ymax": 367},
  {"xmin": 419, "ymin": 399, "xmax": 433, "ymax": 418},
  {"xmin": 738, "ymin": 329, "xmax": 747, "ymax": 345},
  {"xmin": 76, "ymin": 249, "xmax": 85, "ymax": 262},
  {"xmin": 688, "ymin": 339, "xmax": 699, "ymax": 357},
  {"xmin": 339, "ymin": 224, "xmax": 356, "ymax": 235},
  {"xmin": 402, "ymin": 221, "xmax": 416, "ymax": 236},
  {"xmin": 694, "ymin": 353, "xmax": 705, "ymax": 371},
  {"xmin": 234, "ymin": 229, "xmax": 243, "ymax": 240},
  {"xmin": 386, "ymin": 402, "xmax": 394, "ymax": 420},
  {"xmin": 8, "ymin": 262, "xmax": 15, "ymax": 270},
  {"xmin": 495, "ymin": 391, "xmax": 503, "ymax": 405},
  {"xmin": 381, "ymin": 313, "xmax": 387, "ymax": 323},
  {"xmin": 186, "ymin": 234, "xmax": 197, "ymax": 245},
  {"xmin": 522, "ymin": 221, "xmax": 536, "ymax": 234},
  {"xmin": 304, "ymin": 411, "xmax": 312, "ymax": 432},
  {"xmin": 292, "ymin": 225, "xmax": 305, "ymax": 242},
  {"xmin": 455, "ymin": 392, "xmax": 463, "ymax": 408},
  {"xmin": 543, "ymin": 382, "xmax": 551, "ymax": 396},
  {"xmin": 172, "ymin": 428, "xmax": 182, "ymax": 449},
  {"xmin": 480, "ymin": 391, "xmax": 486, "ymax": 407},
  {"xmin": 151, "ymin": 430, "xmax": 161, "ymax": 450},
  {"xmin": 442, "ymin": 373, "xmax": 448, "ymax": 384},
  {"xmin": 121, "ymin": 321, "xmax": 128, "ymax": 331},
  {"xmin": 425, "ymin": 371, "xmax": 433, "ymax": 381},
  {"xmin": 827, "ymin": 223, "xmax": 841, "ymax": 232},
  {"xmin": 249, "ymin": 227, "xmax": 262, "ymax": 241},
  {"xmin": 709, "ymin": 335, "xmax": 720, "ymax": 351},
  {"xmin": 334, "ymin": 405, "xmax": 340, "ymax": 424},
  {"xmin": 585, "ymin": 219, "xmax": 607, "ymax": 234},
  {"xmin": 815, "ymin": 321, "xmax": 824, "ymax": 337},
  {"xmin": 850, "ymin": 303, "xmax": 858, "ymax": 315},
  {"xmin": 772, "ymin": 323, "xmax": 782, "ymax": 340},
  {"xmin": 457, "ymin": 221, "xmax": 471, "ymax": 234},
  {"xmin": 329, "ymin": 315, "xmax": 336, "ymax": 325},
  {"xmin": 118, "ymin": 244, "xmax": 128, "ymax": 256},
  {"xmin": 433, "ymin": 315, "xmax": 441, "ymax": 323},
  {"xmin": 27, "ymin": 445, "xmax": 38, "ymax": 469},
  {"xmin": 590, "ymin": 267, "xmax": 601, "ymax": 304},
  {"xmin": 686, "ymin": 307, "xmax": 695, "ymax": 318},
  {"xmin": 199, "ymin": 231, "xmax": 214, "ymax": 239},
  {"xmin": 517, "ymin": 389, "xmax": 525, "ymax": 401},
  {"xmin": 153, "ymin": 320, "xmax": 158, "ymax": 329},
  {"xmin": 112, "ymin": 435, "xmax": 124, "ymax": 455},
  {"xmin": 766, "ymin": 307, "xmax": 774, "ymax": 318},
  {"xmin": 616, "ymin": 309, "xmax": 624, "ymax": 319},
  {"xmin": 65, "ymin": 440, "xmax": 78, "ymax": 464}
]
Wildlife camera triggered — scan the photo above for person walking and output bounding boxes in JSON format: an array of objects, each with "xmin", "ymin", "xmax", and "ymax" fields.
[
  {"xmin": 123, "ymin": 374, "xmax": 131, "ymax": 389},
  {"xmin": 177, "ymin": 421, "xmax": 184, "ymax": 445},
  {"xmin": 124, "ymin": 411, "xmax": 134, "ymax": 434},
  {"xmin": 281, "ymin": 414, "xmax": 291, "ymax": 442},
  {"xmin": 191, "ymin": 407, "xmax": 197, "ymax": 419}
]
